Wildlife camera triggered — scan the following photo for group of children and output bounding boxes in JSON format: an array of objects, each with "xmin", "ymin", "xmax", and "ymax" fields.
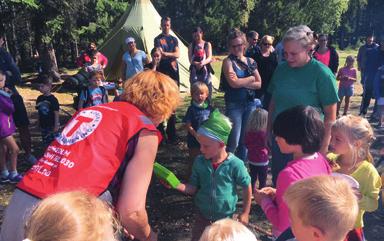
[{"xmin": 177, "ymin": 78, "xmax": 381, "ymax": 241}]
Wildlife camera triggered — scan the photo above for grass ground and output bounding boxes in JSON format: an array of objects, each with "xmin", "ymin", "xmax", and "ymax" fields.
[{"xmin": 1, "ymin": 49, "xmax": 383, "ymax": 241}]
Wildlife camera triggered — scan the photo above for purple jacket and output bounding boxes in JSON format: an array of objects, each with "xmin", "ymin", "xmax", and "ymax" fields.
[{"xmin": 0, "ymin": 90, "xmax": 16, "ymax": 139}]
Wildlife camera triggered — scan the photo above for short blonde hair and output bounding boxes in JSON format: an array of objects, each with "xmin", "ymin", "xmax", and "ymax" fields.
[
  {"xmin": 199, "ymin": 218, "xmax": 257, "ymax": 241},
  {"xmin": 246, "ymin": 108, "xmax": 268, "ymax": 132},
  {"xmin": 283, "ymin": 25, "xmax": 316, "ymax": 49},
  {"xmin": 332, "ymin": 115, "xmax": 375, "ymax": 165},
  {"xmin": 24, "ymin": 191, "xmax": 119, "ymax": 241},
  {"xmin": 261, "ymin": 35, "xmax": 274, "ymax": 45},
  {"xmin": 284, "ymin": 175, "xmax": 358, "ymax": 241},
  {"xmin": 191, "ymin": 81, "xmax": 209, "ymax": 96},
  {"xmin": 120, "ymin": 70, "xmax": 180, "ymax": 122}
]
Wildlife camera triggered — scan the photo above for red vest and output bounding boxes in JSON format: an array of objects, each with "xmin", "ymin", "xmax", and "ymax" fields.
[{"xmin": 18, "ymin": 102, "xmax": 161, "ymax": 198}]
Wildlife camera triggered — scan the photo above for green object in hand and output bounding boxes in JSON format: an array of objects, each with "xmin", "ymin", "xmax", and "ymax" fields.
[{"xmin": 153, "ymin": 162, "xmax": 180, "ymax": 189}]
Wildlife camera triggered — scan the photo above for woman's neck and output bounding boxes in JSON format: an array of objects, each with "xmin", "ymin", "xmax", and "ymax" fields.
[
  {"xmin": 261, "ymin": 48, "xmax": 270, "ymax": 56},
  {"xmin": 195, "ymin": 39, "xmax": 204, "ymax": 44}
]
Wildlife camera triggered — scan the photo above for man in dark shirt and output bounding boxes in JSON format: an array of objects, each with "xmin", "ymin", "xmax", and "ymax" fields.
[
  {"xmin": 245, "ymin": 30, "xmax": 261, "ymax": 61},
  {"xmin": 153, "ymin": 17, "xmax": 180, "ymax": 144}
]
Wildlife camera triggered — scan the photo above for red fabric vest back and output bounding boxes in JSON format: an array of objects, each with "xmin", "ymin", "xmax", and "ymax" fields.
[{"xmin": 18, "ymin": 102, "xmax": 161, "ymax": 198}]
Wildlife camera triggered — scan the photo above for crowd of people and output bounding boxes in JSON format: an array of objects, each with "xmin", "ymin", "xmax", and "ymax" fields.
[{"xmin": 0, "ymin": 15, "xmax": 383, "ymax": 241}]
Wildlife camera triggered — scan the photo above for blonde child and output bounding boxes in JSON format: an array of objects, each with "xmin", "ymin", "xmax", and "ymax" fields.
[
  {"xmin": 175, "ymin": 110, "xmax": 252, "ymax": 241},
  {"xmin": 282, "ymin": 175, "xmax": 359, "ymax": 241},
  {"xmin": 328, "ymin": 115, "xmax": 381, "ymax": 241},
  {"xmin": 0, "ymin": 70, "xmax": 21, "ymax": 183},
  {"xmin": 24, "ymin": 191, "xmax": 119, "ymax": 241},
  {"xmin": 336, "ymin": 55, "xmax": 357, "ymax": 117},
  {"xmin": 254, "ymin": 106, "xmax": 331, "ymax": 238},
  {"xmin": 182, "ymin": 81, "xmax": 213, "ymax": 177},
  {"xmin": 244, "ymin": 108, "xmax": 269, "ymax": 190},
  {"xmin": 199, "ymin": 218, "xmax": 258, "ymax": 241}
]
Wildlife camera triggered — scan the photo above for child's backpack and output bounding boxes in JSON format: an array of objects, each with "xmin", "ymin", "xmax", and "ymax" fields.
[{"xmin": 72, "ymin": 86, "xmax": 107, "ymax": 110}]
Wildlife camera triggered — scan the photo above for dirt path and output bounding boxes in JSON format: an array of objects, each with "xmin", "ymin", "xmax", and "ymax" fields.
[{"xmin": 0, "ymin": 83, "xmax": 383, "ymax": 241}]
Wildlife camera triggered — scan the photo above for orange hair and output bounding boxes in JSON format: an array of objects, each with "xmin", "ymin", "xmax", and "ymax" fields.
[{"xmin": 120, "ymin": 70, "xmax": 180, "ymax": 122}]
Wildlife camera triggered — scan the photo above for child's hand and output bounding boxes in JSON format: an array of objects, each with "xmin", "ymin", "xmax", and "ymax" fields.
[
  {"xmin": 234, "ymin": 212, "xmax": 249, "ymax": 225},
  {"xmin": 159, "ymin": 179, "xmax": 172, "ymax": 189},
  {"xmin": 259, "ymin": 187, "xmax": 276, "ymax": 199},
  {"xmin": 253, "ymin": 189, "xmax": 270, "ymax": 204}
]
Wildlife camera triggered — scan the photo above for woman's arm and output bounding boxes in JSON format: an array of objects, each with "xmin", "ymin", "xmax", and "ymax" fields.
[
  {"xmin": 222, "ymin": 58, "xmax": 256, "ymax": 89},
  {"xmin": 245, "ymin": 66, "xmax": 262, "ymax": 90},
  {"xmin": 116, "ymin": 130, "xmax": 159, "ymax": 241},
  {"xmin": 321, "ymin": 103, "xmax": 337, "ymax": 155},
  {"xmin": 266, "ymin": 99, "xmax": 275, "ymax": 147},
  {"xmin": 201, "ymin": 42, "xmax": 213, "ymax": 66},
  {"xmin": 188, "ymin": 44, "xmax": 193, "ymax": 64}
]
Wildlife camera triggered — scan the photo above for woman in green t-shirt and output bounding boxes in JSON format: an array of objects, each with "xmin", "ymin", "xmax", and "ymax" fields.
[{"xmin": 267, "ymin": 25, "xmax": 339, "ymax": 186}]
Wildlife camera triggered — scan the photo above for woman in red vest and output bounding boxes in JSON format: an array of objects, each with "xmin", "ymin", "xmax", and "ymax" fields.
[{"xmin": 0, "ymin": 71, "xmax": 180, "ymax": 241}]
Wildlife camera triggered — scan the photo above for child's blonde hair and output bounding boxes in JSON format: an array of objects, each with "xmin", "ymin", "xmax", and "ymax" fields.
[
  {"xmin": 284, "ymin": 175, "xmax": 358, "ymax": 241},
  {"xmin": 345, "ymin": 55, "xmax": 355, "ymax": 67},
  {"xmin": 191, "ymin": 81, "xmax": 209, "ymax": 96},
  {"xmin": 246, "ymin": 108, "xmax": 268, "ymax": 132},
  {"xmin": 332, "ymin": 115, "xmax": 375, "ymax": 165},
  {"xmin": 199, "ymin": 218, "xmax": 257, "ymax": 241},
  {"xmin": 24, "ymin": 191, "xmax": 119, "ymax": 241},
  {"xmin": 121, "ymin": 70, "xmax": 180, "ymax": 122}
]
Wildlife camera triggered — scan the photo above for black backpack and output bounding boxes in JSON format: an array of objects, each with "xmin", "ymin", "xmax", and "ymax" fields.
[{"xmin": 73, "ymin": 86, "xmax": 107, "ymax": 110}]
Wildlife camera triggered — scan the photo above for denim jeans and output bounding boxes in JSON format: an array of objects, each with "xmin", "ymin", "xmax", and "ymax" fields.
[{"xmin": 225, "ymin": 99, "xmax": 261, "ymax": 161}]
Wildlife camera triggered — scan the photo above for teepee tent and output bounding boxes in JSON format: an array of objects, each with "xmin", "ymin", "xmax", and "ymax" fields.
[{"xmin": 99, "ymin": 0, "xmax": 192, "ymax": 91}]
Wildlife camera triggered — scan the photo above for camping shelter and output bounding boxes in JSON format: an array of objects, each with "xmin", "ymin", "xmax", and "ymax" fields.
[{"xmin": 99, "ymin": 0, "xmax": 192, "ymax": 91}]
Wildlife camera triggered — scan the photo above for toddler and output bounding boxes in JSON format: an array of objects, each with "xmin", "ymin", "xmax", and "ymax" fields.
[
  {"xmin": 183, "ymin": 81, "xmax": 213, "ymax": 177},
  {"xmin": 77, "ymin": 71, "xmax": 108, "ymax": 109},
  {"xmin": 328, "ymin": 115, "xmax": 381, "ymax": 241},
  {"xmin": 282, "ymin": 175, "xmax": 359, "ymax": 241},
  {"xmin": 175, "ymin": 110, "xmax": 252, "ymax": 241},
  {"xmin": 199, "ymin": 218, "xmax": 258, "ymax": 241},
  {"xmin": 0, "ymin": 70, "xmax": 22, "ymax": 183},
  {"xmin": 245, "ymin": 108, "xmax": 269, "ymax": 190},
  {"xmin": 336, "ymin": 55, "xmax": 357, "ymax": 117},
  {"xmin": 36, "ymin": 76, "xmax": 60, "ymax": 146},
  {"xmin": 254, "ymin": 105, "xmax": 331, "ymax": 238},
  {"xmin": 24, "ymin": 191, "xmax": 119, "ymax": 241}
]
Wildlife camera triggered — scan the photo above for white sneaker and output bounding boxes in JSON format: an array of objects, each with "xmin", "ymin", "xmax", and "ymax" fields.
[{"xmin": 27, "ymin": 154, "xmax": 37, "ymax": 164}]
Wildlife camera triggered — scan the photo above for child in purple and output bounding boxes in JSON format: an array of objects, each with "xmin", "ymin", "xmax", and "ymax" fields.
[
  {"xmin": 0, "ymin": 70, "xmax": 22, "ymax": 183},
  {"xmin": 336, "ymin": 55, "xmax": 357, "ymax": 117},
  {"xmin": 244, "ymin": 107, "xmax": 269, "ymax": 191},
  {"xmin": 253, "ymin": 106, "xmax": 331, "ymax": 238}
]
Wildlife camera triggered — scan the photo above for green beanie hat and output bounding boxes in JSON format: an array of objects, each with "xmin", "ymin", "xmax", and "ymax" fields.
[{"xmin": 197, "ymin": 109, "xmax": 232, "ymax": 144}]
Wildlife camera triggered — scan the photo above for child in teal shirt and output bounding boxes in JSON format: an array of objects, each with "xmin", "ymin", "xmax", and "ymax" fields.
[{"xmin": 175, "ymin": 110, "xmax": 252, "ymax": 241}]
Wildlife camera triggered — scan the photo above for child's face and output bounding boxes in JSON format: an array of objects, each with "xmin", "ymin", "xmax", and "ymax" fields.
[
  {"xmin": 329, "ymin": 129, "xmax": 351, "ymax": 156},
  {"xmin": 0, "ymin": 73, "xmax": 5, "ymax": 88},
  {"xmin": 152, "ymin": 51, "xmax": 161, "ymax": 62},
  {"xmin": 38, "ymin": 83, "xmax": 51, "ymax": 94},
  {"xmin": 275, "ymin": 136, "xmax": 293, "ymax": 154},
  {"xmin": 192, "ymin": 89, "xmax": 208, "ymax": 104},
  {"xmin": 346, "ymin": 59, "xmax": 354, "ymax": 67},
  {"xmin": 198, "ymin": 135, "xmax": 223, "ymax": 160},
  {"xmin": 90, "ymin": 76, "xmax": 102, "ymax": 87}
]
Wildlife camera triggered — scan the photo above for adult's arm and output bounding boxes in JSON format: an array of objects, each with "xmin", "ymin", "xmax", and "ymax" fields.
[
  {"xmin": 188, "ymin": 44, "xmax": 193, "ymax": 64},
  {"xmin": 330, "ymin": 48, "xmax": 339, "ymax": 74},
  {"xmin": 116, "ymin": 129, "xmax": 159, "ymax": 241},
  {"xmin": 0, "ymin": 49, "xmax": 22, "ymax": 85},
  {"xmin": 357, "ymin": 46, "xmax": 363, "ymax": 71},
  {"xmin": 266, "ymin": 99, "xmax": 275, "ymax": 147},
  {"xmin": 321, "ymin": 103, "xmax": 337, "ymax": 155},
  {"xmin": 162, "ymin": 46, "xmax": 180, "ymax": 59},
  {"xmin": 222, "ymin": 58, "xmax": 260, "ymax": 89},
  {"xmin": 121, "ymin": 60, "xmax": 127, "ymax": 81}
]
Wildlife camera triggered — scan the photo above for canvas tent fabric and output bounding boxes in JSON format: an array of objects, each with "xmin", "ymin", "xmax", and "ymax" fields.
[{"xmin": 99, "ymin": 0, "xmax": 192, "ymax": 91}]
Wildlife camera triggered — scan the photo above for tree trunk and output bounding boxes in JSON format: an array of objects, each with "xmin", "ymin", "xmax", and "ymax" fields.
[
  {"xmin": 41, "ymin": 42, "xmax": 60, "ymax": 82},
  {"xmin": 10, "ymin": 5, "xmax": 21, "ymax": 65}
]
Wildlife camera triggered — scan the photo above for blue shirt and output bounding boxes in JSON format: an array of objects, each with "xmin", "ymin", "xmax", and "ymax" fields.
[
  {"xmin": 79, "ymin": 87, "xmax": 105, "ymax": 107},
  {"xmin": 122, "ymin": 50, "xmax": 147, "ymax": 79}
]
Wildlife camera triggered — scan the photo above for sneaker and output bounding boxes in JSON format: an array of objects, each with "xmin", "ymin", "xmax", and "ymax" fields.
[
  {"xmin": 8, "ymin": 173, "xmax": 23, "ymax": 184},
  {"xmin": 26, "ymin": 154, "xmax": 37, "ymax": 164},
  {"xmin": 0, "ymin": 175, "xmax": 9, "ymax": 184}
]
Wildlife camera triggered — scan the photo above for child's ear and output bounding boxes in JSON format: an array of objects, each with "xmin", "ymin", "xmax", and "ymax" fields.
[{"xmin": 311, "ymin": 226, "xmax": 326, "ymax": 241}]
